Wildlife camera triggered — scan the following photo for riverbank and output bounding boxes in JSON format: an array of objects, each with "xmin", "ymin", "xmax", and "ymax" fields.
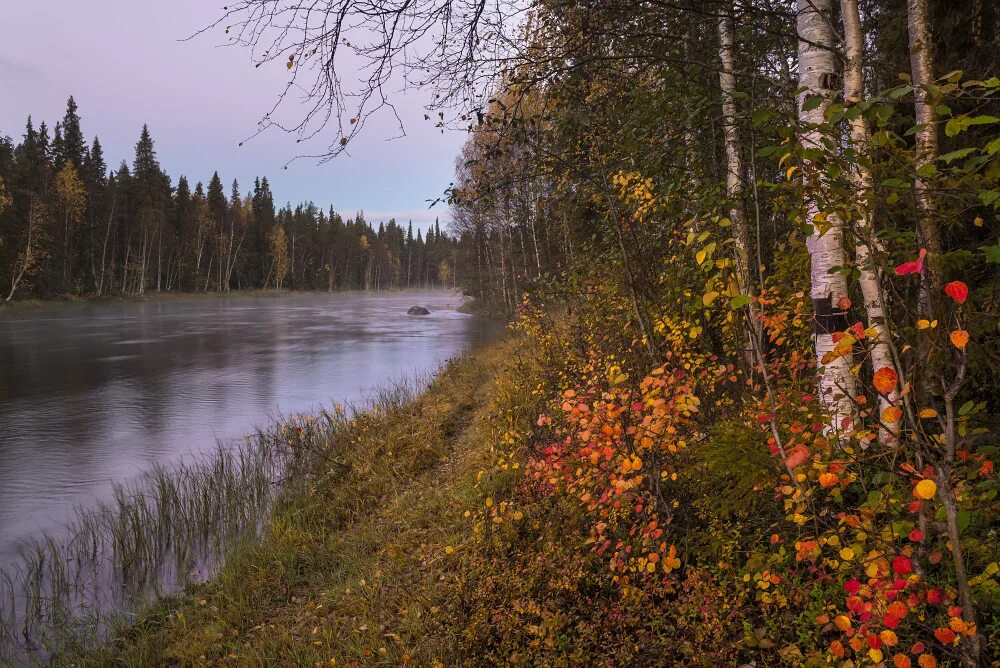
[
  {"xmin": 73, "ymin": 332, "xmax": 540, "ymax": 667},
  {"xmin": 60, "ymin": 302, "xmax": 999, "ymax": 666}
]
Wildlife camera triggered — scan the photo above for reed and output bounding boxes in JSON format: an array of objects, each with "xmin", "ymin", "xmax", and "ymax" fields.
[{"xmin": 0, "ymin": 370, "xmax": 429, "ymax": 666}]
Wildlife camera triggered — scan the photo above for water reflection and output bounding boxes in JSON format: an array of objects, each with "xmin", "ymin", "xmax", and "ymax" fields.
[{"xmin": 0, "ymin": 291, "xmax": 498, "ymax": 567}]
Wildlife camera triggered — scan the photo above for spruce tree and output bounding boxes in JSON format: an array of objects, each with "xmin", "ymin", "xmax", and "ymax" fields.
[
  {"xmin": 207, "ymin": 171, "xmax": 226, "ymax": 220},
  {"xmin": 55, "ymin": 97, "xmax": 86, "ymax": 169}
]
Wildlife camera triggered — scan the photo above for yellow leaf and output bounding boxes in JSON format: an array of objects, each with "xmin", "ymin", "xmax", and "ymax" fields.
[
  {"xmin": 840, "ymin": 547, "xmax": 855, "ymax": 561},
  {"xmin": 786, "ymin": 165, "xmax": 799, "ymax": 180},
  {"xmin": 702, "ymin": 291, "xmax": 719, "ymax": 306},
  {"xmin": 919, "ymin": 408, "xmax": 937, "ymax": 418},
  {"xmin": 696, "ymin": 249, "xmax": 707, "ymax": 265},
  {"xmin": 914, "ymin": 479, "xmax": 937, "ymax": 499}
]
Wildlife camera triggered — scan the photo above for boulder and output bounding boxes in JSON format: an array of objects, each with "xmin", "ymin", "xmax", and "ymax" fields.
[{"xmin": 407, "ymin": 305, "xmax": 431, "ymax": 316}]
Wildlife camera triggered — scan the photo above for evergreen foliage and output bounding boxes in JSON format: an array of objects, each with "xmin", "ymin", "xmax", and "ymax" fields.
[{"xmin": 0, "ymin": 101, "xmax": 457, "ymax": 299}]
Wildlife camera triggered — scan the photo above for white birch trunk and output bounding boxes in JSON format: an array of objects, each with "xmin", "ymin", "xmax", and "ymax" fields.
[
  {"xmin": 907, "ymin": 0, "xmax": 943, "ymax": 309},
  {"xmin": 716, "ymin": 4, "xmax": 761, "ymax": 370},
  {"xmin": 842, "ymin": 0, "xmax": 899, "ymax": 442},
  {"xmin": 798, "ymin": 0, "xmax": 858, "ymax": 432}
]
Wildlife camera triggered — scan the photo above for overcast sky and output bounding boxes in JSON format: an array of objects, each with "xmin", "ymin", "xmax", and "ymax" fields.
[{"xmin": 0, "ymin": 0, "xmax": 466, "ymax": 230}]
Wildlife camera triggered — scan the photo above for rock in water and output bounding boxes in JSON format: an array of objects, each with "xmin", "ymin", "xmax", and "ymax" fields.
[{"xmin": 407, "ymin": 305, "xmax": 431, "ymax": 316}]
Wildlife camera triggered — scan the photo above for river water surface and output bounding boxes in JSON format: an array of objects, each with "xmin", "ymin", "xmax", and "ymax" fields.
[{"xmin": 0, "ymin": 290, "xmax": 497, "ymax": 568}]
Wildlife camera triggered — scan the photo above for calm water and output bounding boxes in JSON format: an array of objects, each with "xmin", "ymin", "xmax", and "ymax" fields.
[{"xmin": 0, "ymin": 290, "xmax": 497, "ymax": 567}]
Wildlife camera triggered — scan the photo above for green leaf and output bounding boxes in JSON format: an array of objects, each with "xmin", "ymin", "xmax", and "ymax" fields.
[
  {"xmin": 881, "ymin": 177, "xmax": 908, "ymax": 188},
  {"xmin": 752, "ymin": 109, "xmax": 772, "ymax": 126},
  {"xmin": 802, "ymin": 95, "xmax": 824, "ymax": 112},
  {"xmin": 946, "ymin": 114, "xmax": 1000, "ymax": 137},
  {"xmin": 968, "ymin": 114, "xmax": 1000, "ymax": 126},
  {"xmin": 981, "ymin": 244, "xmax": 1000, "ymax": 264},
  {"xmin": 729, "ymin": 294, "xmax": 751, "ymax": 310},
  {"xmin": 939, "ymin": 148, "xmax": 975, "ymax": 164}
]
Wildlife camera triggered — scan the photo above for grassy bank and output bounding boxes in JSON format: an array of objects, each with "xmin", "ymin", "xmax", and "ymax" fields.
[
  {"xmin": 72, "ymin": 334, "xmax": 544, "ymax": 667},
  {"xmin": 56, "ymin": 307, "xmax": 998, "ymax": 667}
]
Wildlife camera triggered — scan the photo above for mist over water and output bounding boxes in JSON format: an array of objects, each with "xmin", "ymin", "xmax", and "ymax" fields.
[{"xmin": 0, "ymin": 291, "xmax": 498, "ymax": 567}]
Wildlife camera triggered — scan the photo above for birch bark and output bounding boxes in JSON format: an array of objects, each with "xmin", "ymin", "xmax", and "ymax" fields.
[
  {"xmin": 907, "ymin": 0, "xmax": 943, "ymax": 310},
  {"xmin": 842, "ymin": 0, "xmax": 900, "ymax": 442},
  {"xmin": 798, "ymin": 0, "xmax": 858, "ymax": 431}
]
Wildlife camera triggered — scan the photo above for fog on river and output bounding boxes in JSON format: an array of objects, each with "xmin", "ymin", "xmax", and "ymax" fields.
[{"xmin": 0, "ymin": 291, "xmax": 498, "ymax": 567}]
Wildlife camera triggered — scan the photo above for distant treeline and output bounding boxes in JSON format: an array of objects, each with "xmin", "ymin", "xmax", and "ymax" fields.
[{"xmin": 0, "ymin": 97, "xmax": 457, "ymax": 301}]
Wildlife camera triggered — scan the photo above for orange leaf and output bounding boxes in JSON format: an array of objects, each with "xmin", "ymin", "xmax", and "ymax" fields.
[
  {"xmin": 881, "ymin": 406, "xmax": 903, "ymax": 423},
  {"xmin": 873, "ymin": 367, "xmax": 898, "ymax": 394},
  {"xmin": 950, "ymin": 329, "xmax": 969, "ymax": 349}
]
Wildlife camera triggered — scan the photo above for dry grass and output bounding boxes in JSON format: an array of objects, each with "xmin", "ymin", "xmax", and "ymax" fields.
[{"xmin": 68, "ymin": 334, "xmax": 539, "ymax": 667}]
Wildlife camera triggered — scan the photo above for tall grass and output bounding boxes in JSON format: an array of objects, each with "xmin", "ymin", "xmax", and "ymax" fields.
[{"xmin": 0, "ymin": 371, "xmax": 430, "ymax": 666}]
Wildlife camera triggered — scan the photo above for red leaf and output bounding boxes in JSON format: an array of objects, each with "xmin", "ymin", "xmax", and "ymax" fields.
[
  {"xmin": 895, "ymin": 248, "xmax": 927, "ymax": 276},
  {"xmin": 944, "ymin": 280, "xmax": 968, "ymax": 304},
  {"xmin": 845, "ymin": 578, "xmax": 862, "ymax": 595},
  {"xmin": 785, "ymin": 444, "xmax": 810, "ymax": 469},
  {"xmin": 934, "ymin": 627, "xmax": 956, "ymax": 644},
  {"xmin": 892, "ymin": 556, "xmax": 913, "ymax": 576}
]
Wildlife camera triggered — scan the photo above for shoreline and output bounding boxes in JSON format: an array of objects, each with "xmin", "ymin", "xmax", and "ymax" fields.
[
  {"xmin": 0, "ymin": 287, "xmax": 470, "ymax": 314},
  {"xmin": 50, "ymin": 335, "xmax": 525, "ymax": 666},
  {"xmin": 1, "ymin": 334, "xmax": 511, "ymax": 664}
]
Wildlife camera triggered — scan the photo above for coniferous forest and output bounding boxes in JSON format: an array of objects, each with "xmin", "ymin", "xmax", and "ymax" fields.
[{"xmin": 0, "ymin": 98, "xmax": 457, "ymax": 301}]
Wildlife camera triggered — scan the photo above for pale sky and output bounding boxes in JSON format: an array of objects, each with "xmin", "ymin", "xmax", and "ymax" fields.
[{"xmin": 0, "ymin": 0, "xmax": 466, "ymax": 230}]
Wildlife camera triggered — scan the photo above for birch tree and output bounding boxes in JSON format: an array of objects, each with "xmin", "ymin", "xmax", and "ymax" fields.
[
  {"xmin": 906, "ymin": 0, "xmax": 944, "ymax": 311},
  {"xmin": 841, "ymin": 0, "xmax": 900, "ymax": 442},
  {"xmin": 797, "ymin": 0, "xmax": 858, "ymax": 431},
  {"xmin": 716, "ymin": 2, "xmax": 761, "ymax": 369}
]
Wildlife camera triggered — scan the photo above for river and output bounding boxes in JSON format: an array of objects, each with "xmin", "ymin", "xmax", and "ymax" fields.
[{"xmin": 0, "ymin": 290, "xmax": 497, "ymax": 569}]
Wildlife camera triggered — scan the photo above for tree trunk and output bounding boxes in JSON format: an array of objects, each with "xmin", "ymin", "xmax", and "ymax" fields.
[
  {"xmin": 907, "ymin": 0, "xmax": 943, "ymax": 314},
  {"xmin": 842, "ymin": 0, "xmax": 900, "ymax": 442},
  {"xmin": 797, "ymin": 0, "xmax": 858, "ymax": 432},
  {"xmin": 717, "ymin": 3, "xmax": 760, "ymax": 371}
]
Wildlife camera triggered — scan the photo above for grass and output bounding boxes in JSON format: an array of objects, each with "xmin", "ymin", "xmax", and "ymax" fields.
[
  {"xmin": 43, "ymin": 333, "xmax": 540, "ymax": 667},
  {"xmin": 0, "ymin": 361, "xmax": 459, "ymax": 665}
]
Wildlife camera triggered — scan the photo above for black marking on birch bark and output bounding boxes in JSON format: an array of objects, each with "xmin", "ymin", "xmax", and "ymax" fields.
[{"xmin": 813, "ymin": 296, "xmax": 849, "ymax": 334}]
